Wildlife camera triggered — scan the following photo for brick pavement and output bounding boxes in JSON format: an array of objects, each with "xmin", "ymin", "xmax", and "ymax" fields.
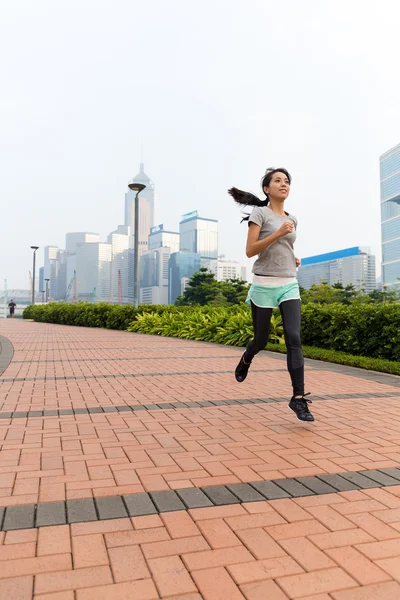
[{"xmin": 1, "ymin": 320, "xmax": 400, "ymax": 598}]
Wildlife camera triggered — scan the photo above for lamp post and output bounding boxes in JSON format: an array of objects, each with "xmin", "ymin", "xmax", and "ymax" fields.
[
  {"xmin": 45, "ymin": 278, "xmax": 50, "ymax": 303},
  {"xmin": 30, "ymin": 246, "xmax": 39, "ymax": 305},
  {"xmin": 127, "ymin": 182, "xmax": 146, "ymax": 308}
]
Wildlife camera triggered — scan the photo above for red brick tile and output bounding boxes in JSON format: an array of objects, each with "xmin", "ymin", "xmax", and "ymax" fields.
[
  {"xmin": 276, "ymin": 567, "xmax": 357, "ymax": 597},
  {"xmin": 0, "ymin": 575, "xmax": 33, "ymax": 600},
  {"xmin": 228, "ymin": 555, "xmax": 304, "ymax": 584},
  {"xmin": 105, "ymin": 527, "xmax": 170, "ymax": 548},
  {"xmin": 161, "ymin": 511, "xmax": 200, "ymax": 538},
  {"xmin": 376, "ymin": 556, "xmax": 400, "ymax": 582},
  {"xmin": 330, "ymin": 581, "xmax": 400, "ymax": 599},
  {"xmin": 326, "ymin": 546, "xmax": 391, "ymax": 585},
  {"xmin": 37, "ymin": 525, "xmax": 71, "ymax": 556},
  {"xmin": 76, "ymin": 580, "xmax": 159, "ymax": 600},
  {"xmin": 280, "ymin": 537, "xmax": 335, "ymax": 571},
  {"xmin": 108, "ymin": 545, "xmax": 150, "ymax": 582},
  {"xmin": 240, "ymin": 579, "xmax": 290, "ymax": 600},
  {"xmin": 34, "ymin": 566, "xmax": 113, "ymax": 595},
  {"xmin": 335, "ymin": 500, "xmax": 387, "ymax": 515},
  {"xmin": 133, "ymin": 514, "xmax": 163, "ymax": 530},
  {"xmin": 266, "ymin": 519, "xmax": 329, "ymax": 541},
  {"xmin": 71, "ymin": 518, "xmax": 132, "ymax": 536},
  {"xmin": 142, "ymin": 536, "xmax": 210, "ymax": 559},
  {"xmin": 139, "ymin": 474, "xmax": 170, "ymax": 491},
  {"xmin": 192, "ymin": 566, "xmax": 245, "ymax": 600},
  {"xmin": 182, "ymin": 546, "xmax": 255, "ymax": 571},
  {"xmin": 295, "ymin": 494, "xmax": 347, "ymax": 508},
  {"xmin": 356, "ymin": 538, "xmax": 400, "ymax": 560},
  {"xmin": 225, "ymin": 512, "xmax": 286, "ymax": 531},
  {"xmin": 72, "ymin": 534, "xmax": 109, "ymax": 568},
  {"xmin": 191, "ymin": 475, "xmax": 241, "ymax": 487},
  {"xmin": 39, "ymin": 482, "xmax": 66, "ymax": 502},
  {"xmin": 148, "ymin": 555, "xmax": 197, "ymax": 597},
  {"xmin": 197, "ymin": 518, "xmax": 240, "ymax": 549},
  {"xmin": 235, "ymin": 528, "xmax": 287, "ymax": 560},
  {"xmin": 306, "ymin": 505, "xmax": 355, "ymax": 531},
  {"xmin": 4, "ymin": 529, "xmax": 37, "ymax": 545},
  {"xmin": 0, "ymin": 553, "xmax": 71, "ymax": 579},
  {"xmin": 35, "ymin": 592, "xmax": 75, "ymax": 600},
  {"xmin": 308, "ymin": 529, "xmax": 375, "ymax": 550},
  {"xmin": 0, "ymin": 541, "xmax": 36, "ymax": 561},
  {"xmin": 189, "ymin": 505, "xmax": 246, "ymax": 521},
  {"xmin": 363, "ymin": 488, "xmax": 400, "ymax": 509},
  {"xmin": 269, "ymin": 498, "xmax": 315, "ymax": 522},
  {"xmin": 346, "ymin": 513, "xmax": 400, "ymax": 540}
]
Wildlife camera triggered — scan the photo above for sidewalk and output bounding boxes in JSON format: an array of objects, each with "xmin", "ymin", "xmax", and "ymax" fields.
[{"xmin": 1, "ymin": 319, "xmax": 400, "ymax": 599}]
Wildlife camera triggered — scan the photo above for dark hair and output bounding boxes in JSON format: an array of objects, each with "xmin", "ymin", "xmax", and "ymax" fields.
[{"xmin": 228, "ymin": 167, "xmax": 291, "ymax": 221}]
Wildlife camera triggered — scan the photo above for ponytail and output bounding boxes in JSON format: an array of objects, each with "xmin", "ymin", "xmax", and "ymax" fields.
[{"xmin": 228, "ymin": 167, "xmax": 291, "ymax": 223}]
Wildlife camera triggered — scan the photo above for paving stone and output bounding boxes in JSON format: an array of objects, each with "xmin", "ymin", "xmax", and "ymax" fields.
[
  {"xmin": 88, "ymin": 407, "xmax": 104, "ymax": 414},
  {"xmin": 296, "ymin": 476, "xmax": 338, "ymax": 495},
  {"xmin": 13, "ymin": 411, "xmax": 28, "ymax": 418},
  {"xmin": 124, "ymin": 493, "xmax": 157, "ymax": 516},
  {"xmin": 275, "ymin": 479, "xmax": 315, "ymax": 497},
  {"xmin": 130, "ymin": 405, "xmax": 146, "ymax": 411},
  {"xmin": 43, "ymin": 410, "xmax": 58, "ymax": 416},
  {"xmin": 0, "ymin": 507, "xmax": 5, "ymax": 528},
  {"xmin": 340, "ymin": 471, "xmax": 382, "ymax": 489},
  {"xmin": 250, "ymin": 481, "xmax": 291, "ymax": 500},
  {"xmin": 73, "ymin": 408, "xmax": 88, "ymax": 414},
  {"xmin": 360, "ymin": 470, "xmax": 400, "ymax": 486},
  {"xmin": 29, "ymin": 411, "xmax": 43, "ymax": 417},
  {"xmin": 96, "ymin": 496, "xmax": 128, "ymax": 520},
  {"xmin": 59, "ymin": 409, "xmax": 72, "ymax": 415},
  {"xmin": 378, "ymin": 468, "xmax": 400, "ymax": 482},
  {"xmin": 3, "ymin": 504, "xmax": 35, "ymax": 531},
  {"xmin": 150, "ymin": 490, "xmax": 186, "ymax": 512},
  {"xmin": 67, "ymin": 498, "xmax": 98, "ymax": 523},
  {"xmin": 157, "ymin": 403, "xmax": 174, "ymax": 409},
  {"xmin": 176, "ymin": 488, "xmax": 214, "ymax": 509},
  {"xmin": 173, "ymin": 403, "xmax": 190, "ymax": 409},
  {"xmin": 0, "ymin": 412, "xmax": 12, "ymax": 419},
  {"xmin": 317, "ymin": 474, "xmax": 359, "ymax": 491},
  {"xmin": 36, "ymin": 502, "xmax": 66, "ymax": 527},
  {"xmin": 117, "ymin": 406, "xmax": 132, "ymax": 412},
  {"xmin": 227, "ymin": 483, "xmax": 265, "ymax": 502},
  {"xmin": 103, "ymin": 406, "xmax": 118, "ymax": 412},
  {"xmin": 201, "ymin": 486, "xmax": 240, "ymax": 506}
]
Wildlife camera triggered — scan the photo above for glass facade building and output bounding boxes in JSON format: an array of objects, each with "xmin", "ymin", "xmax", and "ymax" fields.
[
  {"xmin": 168, "ymin": 251, "xmax": 201, "ymax": 304},
  {"xmin": 381, "ymin": 143, "xmax": 400, "ymax": 288},
  {"xmin": 297, "ymin": 247, "xmax": 376, "ymax": 292}
]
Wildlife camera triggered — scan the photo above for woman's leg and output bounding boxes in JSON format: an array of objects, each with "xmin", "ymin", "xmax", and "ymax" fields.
[
  {"xmin": 280, "ymin": 299, "xmax": 314, "ymax": 421},
  {"xmin": 235, "ymin": 302, "xmax": 272, "ymax": 382}
]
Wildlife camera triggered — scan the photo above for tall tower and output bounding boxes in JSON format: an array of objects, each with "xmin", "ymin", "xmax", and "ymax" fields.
[
  {"xmin": 124, "ymin": 162, "xmax": 155, "ymax": 256},
  {"xmin": 380, "ymin": 143, "xmax": 400, "ymax": 289}
]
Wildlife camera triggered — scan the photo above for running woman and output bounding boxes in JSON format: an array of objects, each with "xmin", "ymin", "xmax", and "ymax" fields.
[{"xmin": 228, "ymin": 168, "xmax": 314, "ymax": 422}]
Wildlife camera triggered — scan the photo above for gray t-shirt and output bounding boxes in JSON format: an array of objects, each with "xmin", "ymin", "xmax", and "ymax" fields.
[{"xmin": 249, "ymin": 206, "xmax": 298, "ymax": 277}]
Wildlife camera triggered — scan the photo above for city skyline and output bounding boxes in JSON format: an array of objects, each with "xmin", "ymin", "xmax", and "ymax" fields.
[{"xmin": 2, "ymin": 1, "xmax": 400, "ymax": 289}]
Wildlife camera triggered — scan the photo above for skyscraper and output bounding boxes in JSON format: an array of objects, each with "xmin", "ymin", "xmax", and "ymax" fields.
[
  {"xmin": 297, "ymin": 247, "xmax": 376, "ymax": 292},
  {"xmin": 148, "ymin": 224, "xmax": 179, "ymax": 254},
  {"xmin": 43, "ymin": 246, "xmax": 59, "ymax": 300},
  {"xmin": 380, "ymin": 143, "xmax": 400, "ymax": 289},
  {"xmin": 107, "ymin": 226, "xmax": 132, "ymax": 303},
  {"xmin": 140, "ymin": 246, "xmax": 171, "ymax": 305},
  {"xmin": 124, "ymin": 163, "xmax": 155, "ymax": 256},
  {"xmin": 168, "ymin": 251, "xmax": 201, "ymax": 304},
  {"xmin": 66, "ymin": 232, "xmax": 100, "ymax": 255},
  {"xmin": 179, "ymin": 211, "xmax": 218, "ymax": 271},
  {"xmin": 75, "ymin": 242, "xmax": 112, "ymax": 301}
]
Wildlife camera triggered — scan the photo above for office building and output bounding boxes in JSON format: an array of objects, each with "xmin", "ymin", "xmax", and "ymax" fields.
[
  {"xmin": 148, "ymin": 224, "xmax": 179, "ymax": 254},
  {"xmin": 140, "ymin": 246, "xmax": 171, "ymax": 305},
  {"xmin": 107, "ymin": 226, "xmax": 132, "ymax": 303},
  {"xmin": 179, "ymin": 210, "xmax": 218, "ymax": 274},
  {"xmin": 56, "ymin": 249, "xmax": 69, "ymax": 300},
  {"xmin": 216, "ymin": 258, "xmax": 246, "ymax": 282},
  {"xmin": 39, "ymin": 267, "xmax": 44, "ymax": 298},
  {"xmin": 380, "ymin": 143, "xmax": 400, "ymax": 288},
  {"xmin": 43, "ymin": 246, "xmax": 59, "ymax": 300},
  {"xmin": 168, "ymin": 251, "xmax": 201, "ymax": 304},
  {"xmin": 297, "ymin": 247, "xmax": 376, "ymax": 292},
  {"xmin": 75, "ymin": 242, "xmax": 112, "ymax": 301},
  {"xmin": 125, "ymin": 162, "xmax": 155, "ymax": 256},
  {"xmin": 66, "ymin": 232, "xmax": 100, "ymax": 255}
]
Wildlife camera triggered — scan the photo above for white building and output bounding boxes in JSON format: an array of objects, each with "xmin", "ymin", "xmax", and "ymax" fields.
[
  {"xmin": 125, "ymin": 163, "xmax": 155, "ymax": 257},
  {"xmin": 148, "ymin": 224, "xmax": 179, "ymax": 254},
  {"xmin": 66, "ymin": 232, "xmax": 100, "ymax": 255},
  {"xmin": 43, "ymin": 246, "xmax": 59, "ymax": 300},
  {"xmin": 75, "ymin": 242, "xmax": 112, "ymax": 301},
  {"xmin": 139, "ymin": 246, "xmax": 170, "ymax": 305},
  {"xmin": 215, "ymin": 258, "xmax": 246, "ymax": 282},
  {"xmin": 107, "ymin": 226, "xmax": 133, "ymax": 303},
  {"xmin": 297, "ymin": 247, "xmax": 376, "ymax": 293},
  {"xmin": 180, "ymin": 211, "xmax": 218, "ymax": 275}
]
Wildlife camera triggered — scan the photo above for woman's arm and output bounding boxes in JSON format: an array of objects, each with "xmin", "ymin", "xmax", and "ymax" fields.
[{"xmin": 246, "ymin": 221, "xmax": 293, "ymax": 258}]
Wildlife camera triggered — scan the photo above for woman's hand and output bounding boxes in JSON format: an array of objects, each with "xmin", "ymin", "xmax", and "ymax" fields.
[
  {"xmin": 277, "ymin": 221, "xmax": 294, "ymax": 237},
  {"xmin": 295, "ymin": 257, "xmax": 301, "ymax": 268}
]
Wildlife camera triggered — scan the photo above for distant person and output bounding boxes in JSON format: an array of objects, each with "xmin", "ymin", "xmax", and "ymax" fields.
[
  {"xmin": 228, "ymin": 168, "xmax": 314, "ymax": 422},
  {"xmin": 8, "ymin": 299, "xmax": 16, "ymax": 319}
]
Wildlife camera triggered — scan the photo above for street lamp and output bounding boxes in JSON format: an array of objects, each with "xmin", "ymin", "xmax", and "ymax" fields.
[
  {"xmin": 127, "ymin": 181, "xmax": 146, "ymax": 308},
  {"xmin": 30, "ymin": 246, "xmax": 39, "ymax": 305},
  {"xmin": 45, "ymin": 278, "xmax": 50, "ymax": 303}
]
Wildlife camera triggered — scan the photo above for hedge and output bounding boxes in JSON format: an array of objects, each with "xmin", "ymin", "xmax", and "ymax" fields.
[{"xmin": 23, "ymin": 302, "xmax": 400, "ymax": 370}]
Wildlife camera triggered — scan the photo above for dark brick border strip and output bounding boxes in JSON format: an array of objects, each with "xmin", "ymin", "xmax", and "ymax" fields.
[
  {"xmin": 1, "ymin": 468, "xmax": 400, "ymax": 531},
  {"xmin": 10, "ymin": 355, "xmax": 247, "ymax": 364},
  {"xmin": 0, "ymin": 367, "xmax": 287, "ymax": 383},
  {"xmin": 0, "ymin": 390, "xmax": 398, "ymax": 420},
  {"xmin": 0, "ymin": 335, "xmax": 14, "ymax": 377}
]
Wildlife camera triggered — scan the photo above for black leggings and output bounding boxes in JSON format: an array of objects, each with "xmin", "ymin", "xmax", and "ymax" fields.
[{"xmin": 244, "ymin": 299, "xmax": 305, "ymax": 397}]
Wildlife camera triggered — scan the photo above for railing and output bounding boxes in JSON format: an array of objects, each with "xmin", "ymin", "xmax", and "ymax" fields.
[{"xmin": 0, "ymin": 305, "xmax": 33, "ymax": 319}]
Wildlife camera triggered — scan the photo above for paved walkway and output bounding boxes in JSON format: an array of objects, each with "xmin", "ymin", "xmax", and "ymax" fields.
[{"xmin": 1, "ymin": 321, "xmax": 400, "ymax": 599}]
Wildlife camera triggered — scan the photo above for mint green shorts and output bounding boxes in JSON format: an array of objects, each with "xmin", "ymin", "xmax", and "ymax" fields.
[{"xmin": 246, "ymin": 281, "xmax": 300, "ymax": 309}]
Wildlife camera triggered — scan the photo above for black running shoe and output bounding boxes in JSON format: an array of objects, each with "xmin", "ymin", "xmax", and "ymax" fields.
[
  {"xmin": 289, "ymin": 393, "xmax": 314, "ymax": 422},
  {"xmin": 235, "ymin": 354, "xmax": 252, "ymax": 383}
]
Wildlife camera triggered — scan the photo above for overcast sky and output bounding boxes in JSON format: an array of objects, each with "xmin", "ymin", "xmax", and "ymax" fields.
[{"xmin": 1, "ymin": 0, "xmax": 399, "ymax": 289}]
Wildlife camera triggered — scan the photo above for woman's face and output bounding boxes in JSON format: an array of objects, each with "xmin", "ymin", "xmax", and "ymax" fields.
[{"xmin": 264, "ymin": 171, "xmax": 290, "ymax": 201}]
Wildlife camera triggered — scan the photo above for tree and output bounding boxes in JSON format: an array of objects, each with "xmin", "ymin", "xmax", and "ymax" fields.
[
  {"xmin": 176, "ymin": 268, "xmax": 220, "ymax": 306},
  {"xmin": 218, "ymin": 278, "xmax": 249, "ymax": 305}
]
